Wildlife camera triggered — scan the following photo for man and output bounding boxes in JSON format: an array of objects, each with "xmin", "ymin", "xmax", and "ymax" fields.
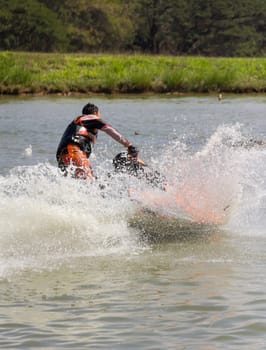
[{"xmin": 56, "ymin": 102, "xmax": 138, "ymax": 180}]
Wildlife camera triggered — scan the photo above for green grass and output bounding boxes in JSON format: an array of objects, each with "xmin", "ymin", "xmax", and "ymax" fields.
[{"xmin": 0, "ymin": 51, "xmax": 265, "ymax": 94}]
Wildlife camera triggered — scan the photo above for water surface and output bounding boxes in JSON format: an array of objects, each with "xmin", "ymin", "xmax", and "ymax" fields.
[{"xmin": 0, "ymin": 94, "xmax": 266, "ymax": 349}]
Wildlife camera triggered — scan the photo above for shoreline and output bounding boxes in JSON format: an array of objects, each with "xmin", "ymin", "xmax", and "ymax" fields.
[
  {"xmin": 1, "ymin": 90, "xmax": 265, "ymax": 99},
  {"xmin": 1, "ymin": 90, "xmax": 265, "ymax": 98}
]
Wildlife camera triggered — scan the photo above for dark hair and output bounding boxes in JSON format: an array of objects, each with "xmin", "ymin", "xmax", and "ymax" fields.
[{"xmin": 82, "ymin": 103, "xmax": 99, "ymax": 115}]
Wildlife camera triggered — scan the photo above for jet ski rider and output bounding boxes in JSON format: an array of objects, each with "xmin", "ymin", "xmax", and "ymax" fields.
[{"xmin": 56, "ymin": 102, "xmax": 138, "ymax": 180}]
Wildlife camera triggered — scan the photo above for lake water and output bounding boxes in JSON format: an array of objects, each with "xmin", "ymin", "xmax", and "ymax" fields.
[{"xmin": 1, "ymin": 94, "xmax": 266, "ymax": 349}]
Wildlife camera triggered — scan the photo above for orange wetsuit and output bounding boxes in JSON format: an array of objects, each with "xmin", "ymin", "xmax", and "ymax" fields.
[{"xmin": 56, "ymin": 114, "xmax": 131, "ymax": 179}]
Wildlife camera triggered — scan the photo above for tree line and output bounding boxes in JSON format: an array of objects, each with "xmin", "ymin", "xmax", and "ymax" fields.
[{"xmin": 0, "ymin": 0, "xmax": 265, "ymax": 56}]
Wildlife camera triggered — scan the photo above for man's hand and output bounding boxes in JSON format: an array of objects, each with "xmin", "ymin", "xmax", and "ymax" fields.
[{"xmin": 127, "ymin": 145, "xmax": 139, "ymax": 158}]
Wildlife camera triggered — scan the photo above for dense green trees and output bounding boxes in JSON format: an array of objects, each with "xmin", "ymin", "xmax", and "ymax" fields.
[
  {"xmin": 0, "ymin": 0, "xmax": 265, "ymax": 56},
  {"xmin": 0, "ymin": 0, "xmax": 67, "ymax": 51}
]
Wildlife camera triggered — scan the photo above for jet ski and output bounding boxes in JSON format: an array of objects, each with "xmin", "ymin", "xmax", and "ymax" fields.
[
  {"xmin": 111, "ymin": 152, "xmax": 222, "ymax": 241},
  {"xmin": 112, "ymin": 151, "xmax": 166, "ymax": 190}
]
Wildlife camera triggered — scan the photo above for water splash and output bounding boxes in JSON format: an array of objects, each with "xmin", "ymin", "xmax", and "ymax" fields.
[
  {"xmin": 133, "ymin": 124, "xmax": 266, "ymax": 229},
  {"xmin": 1, "ymin": 124, "xmax": 266, "ymax": 278},
  {"xmin": 0, "ymin": 163, "xmax": 141, "ymax": 278},
  {"xmin": 22, "ymin": 144, "xmax": 32, "ymax": 157}
]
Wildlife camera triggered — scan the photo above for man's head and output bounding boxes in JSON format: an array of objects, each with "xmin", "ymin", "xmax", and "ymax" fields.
[{"xmin": 82, "ymin": 103, "xmax": 99, "ymax": 116}]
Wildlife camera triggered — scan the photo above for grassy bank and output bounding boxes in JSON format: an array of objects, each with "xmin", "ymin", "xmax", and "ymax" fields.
[{"xmin": 0, "ymin": 51, "xmax": 265, "ymax": 95}]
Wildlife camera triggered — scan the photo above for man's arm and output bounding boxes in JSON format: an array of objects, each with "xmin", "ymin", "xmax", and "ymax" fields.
[
  {"xmin": 101, "ymin": 123, "xmax": 131, "ymax": 147},
  {"xmin": 93, "ymin": 118, "xmax": 138, "ymax": 157}
]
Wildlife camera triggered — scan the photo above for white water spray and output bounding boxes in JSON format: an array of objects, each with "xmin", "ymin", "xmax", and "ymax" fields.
[{"xmin": 1, "ymin": 124, "xmax": 266, "ymax": 278}]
